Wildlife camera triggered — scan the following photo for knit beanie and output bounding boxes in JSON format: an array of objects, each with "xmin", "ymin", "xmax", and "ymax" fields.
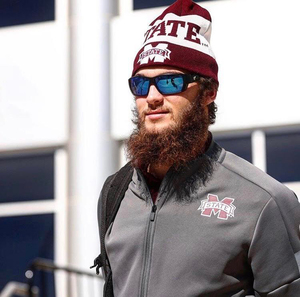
[{"xmin": 132, "ymin": 0, "xmax": 218, "ymax": 83}]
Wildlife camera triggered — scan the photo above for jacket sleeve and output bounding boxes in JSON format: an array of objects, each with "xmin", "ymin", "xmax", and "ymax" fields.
[{"xmin": 248, "ymin": 189, "xmax": 300, "ymax": 296}]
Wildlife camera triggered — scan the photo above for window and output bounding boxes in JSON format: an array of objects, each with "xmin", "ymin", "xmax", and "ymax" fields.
[
  {"xmin": 266, "ymin": 130, "xmax": 300, "ymax": 183},
  {"xmin": 0, "ymin": 214, "xmax": 54, "ymax": 291},
  {"xmin": 0, "ymin": 0, "xmax": 55, "ymax": 28},
  {"xmin": 0, "ymin": 152, "xmax": 54, "ymax": 203},
  {"xmin": 214, "ymin": 133, "xmax": 252, "ymax": 163},
  {"xmin": 134, "ymin": 0, "xmax": 210, "ymax": 10}
]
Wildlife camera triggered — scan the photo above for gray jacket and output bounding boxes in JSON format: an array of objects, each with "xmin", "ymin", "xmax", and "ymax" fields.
[{"xmin": 103, "ymin": 140, "xmax": 300, "ymax": 296}]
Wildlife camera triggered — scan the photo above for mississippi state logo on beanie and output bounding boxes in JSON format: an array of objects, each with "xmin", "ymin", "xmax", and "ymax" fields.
[{"xmin": 132, "ymin": 0, "xmax": 218, "ymax": 83}]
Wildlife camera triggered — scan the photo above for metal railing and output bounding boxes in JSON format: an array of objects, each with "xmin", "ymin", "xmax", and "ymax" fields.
[
  {"xmin": 24, "ymin": 258, "xmax": 103, "ymax": 297},
  {"xmin": 0, "ymin": 282, "xmax": 38, "ymax": 297}
]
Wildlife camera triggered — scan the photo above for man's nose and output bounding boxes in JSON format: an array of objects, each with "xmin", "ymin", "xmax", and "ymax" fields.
[{"xmin": 146, "ymin": 85, "xmax": 164, "ymax": 106}]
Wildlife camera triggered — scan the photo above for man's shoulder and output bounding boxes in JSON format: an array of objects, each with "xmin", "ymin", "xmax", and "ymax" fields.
[
  {"xmin": 103, "ymin": 162, "xmax": 134, "ymax": 187},
  {"xmin": 100, "ymin": 162, "xmax": 134, "ymax": 201},
  {"xmin": 218, "ymin": 148, "xmax": 296, "ymax": 202}
]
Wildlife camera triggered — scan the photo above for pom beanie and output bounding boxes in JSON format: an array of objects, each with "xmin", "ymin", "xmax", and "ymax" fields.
[{"xmin": 132, "ymin": 0, "xmax": 218, "ymax": 83}]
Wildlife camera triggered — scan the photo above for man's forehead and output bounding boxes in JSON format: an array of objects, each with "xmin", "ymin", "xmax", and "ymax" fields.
[{"xmin": 135, "ymin": 66, "xmax": 186, "ymax": 77}]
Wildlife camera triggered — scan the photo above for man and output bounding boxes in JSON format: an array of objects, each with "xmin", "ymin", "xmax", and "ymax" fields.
[{"xmin": 97, "ymin": 0, "xmax": 300, "ymax": 296}]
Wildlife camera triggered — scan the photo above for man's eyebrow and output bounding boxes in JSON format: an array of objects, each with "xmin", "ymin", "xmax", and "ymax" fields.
[
  {"xmin": 135, "ymin": 72, "xmax": 183, "ymax": 77},
  {"xmin": 162, "ymin": 72, "xmax": 183, "ymax": 75}
]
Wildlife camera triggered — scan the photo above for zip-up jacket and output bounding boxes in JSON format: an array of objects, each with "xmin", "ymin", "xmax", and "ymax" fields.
[{"xmin": 101, "ymin": 140, "xmax": 300, "ymax": 296}]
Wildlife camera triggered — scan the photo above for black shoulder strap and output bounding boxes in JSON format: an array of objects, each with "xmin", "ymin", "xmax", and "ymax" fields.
[
  {"xmin": 104, "ymin": 162, "xmax": 134, "ymax": 234},
  {"xmin": 91, "ymin": 162, "xmax": 134, "ymax": 296}
]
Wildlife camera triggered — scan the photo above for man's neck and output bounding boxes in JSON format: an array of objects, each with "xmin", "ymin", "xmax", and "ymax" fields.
[{"xmin": 147, "ymin": 163, "xmax": 170, "ymax": 180}]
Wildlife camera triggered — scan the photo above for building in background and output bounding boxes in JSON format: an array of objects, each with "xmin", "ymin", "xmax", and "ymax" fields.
[{"xmin": 0, "ymin": 0, "xmax": 299, "ymax": 296}]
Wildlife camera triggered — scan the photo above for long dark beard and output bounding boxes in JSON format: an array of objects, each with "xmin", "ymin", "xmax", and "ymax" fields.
[{"xmin": 126, "ymin": 95, "xmax": 210, "ymax": 171}]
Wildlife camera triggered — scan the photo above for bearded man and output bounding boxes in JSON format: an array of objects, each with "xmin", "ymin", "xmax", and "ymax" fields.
[{"xmin": 94, "ymin": 0, "xmax": 300, "ymax": 296}]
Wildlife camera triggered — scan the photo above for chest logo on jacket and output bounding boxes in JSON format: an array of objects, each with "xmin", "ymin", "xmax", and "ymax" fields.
[{"xmin": 198, "ymin": 194, "xmax": 236, "ymax": 220}]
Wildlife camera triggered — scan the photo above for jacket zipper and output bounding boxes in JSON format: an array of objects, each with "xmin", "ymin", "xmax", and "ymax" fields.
[
  {"xmin": 139, "ymin": 204, "xmax": 157, "ymax": 297},
  {"xmin": 150, "ymin": 205, "xmax": 157, "ymax": 221},
  {"xmin": 137, "ymin": 167, "xmax": 171, "ymax": 297}
]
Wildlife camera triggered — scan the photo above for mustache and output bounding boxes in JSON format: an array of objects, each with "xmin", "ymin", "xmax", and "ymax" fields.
[{"xmin": 142, "ymin": 107, "xmax": 172, "ymax": 117}]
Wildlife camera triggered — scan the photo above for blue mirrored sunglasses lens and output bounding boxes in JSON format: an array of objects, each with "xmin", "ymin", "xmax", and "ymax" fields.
[
  {"xmin": 130, "ymin": 77, "xmax": 150, "ymax": 96},
  {"xmin": 156, "ymin": 75, "xmax": 184, "ymax": 94}
]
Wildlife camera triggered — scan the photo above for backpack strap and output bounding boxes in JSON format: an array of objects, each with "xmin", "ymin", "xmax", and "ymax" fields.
[
  {"xmin": 104, "ymin": 162, "xmax": 134, "ymax": 236},
  {"xmin": 91, "ymin": 162, "xmax": 134, "ymax": 296}
]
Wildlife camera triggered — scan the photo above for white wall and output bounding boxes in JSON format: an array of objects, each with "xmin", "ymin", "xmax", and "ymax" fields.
[
  {"xmin": 110, "ymin": 0, "xmax": 300, "ymax": 139},
  {"xmin": 0, "ymin": 0, "xmax": 70, "ymax": 281},
  {"xmin": 0, "ymin": 1, "xmax": 69, "ymax": 151}
]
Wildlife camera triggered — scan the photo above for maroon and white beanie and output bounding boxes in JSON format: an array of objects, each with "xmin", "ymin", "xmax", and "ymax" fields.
[{"xmin": 132, "ymin": 0, "xmax": 218, "ymax": 83}]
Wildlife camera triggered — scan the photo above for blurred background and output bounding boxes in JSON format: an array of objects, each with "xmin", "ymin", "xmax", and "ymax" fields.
[{"xmin": 0, "ymin": 0, "xmax": 299, "ymax": 296}]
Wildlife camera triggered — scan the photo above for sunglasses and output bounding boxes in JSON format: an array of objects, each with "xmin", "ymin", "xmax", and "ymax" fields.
[{"xmin": 128, "ymin": 73, "xmax": 200, "ymax": 96}]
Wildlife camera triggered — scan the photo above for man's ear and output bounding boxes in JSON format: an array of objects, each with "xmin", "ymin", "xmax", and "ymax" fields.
[{"xmin": 204, "ymin": 88, "xmax": 217, "ymax": 106}]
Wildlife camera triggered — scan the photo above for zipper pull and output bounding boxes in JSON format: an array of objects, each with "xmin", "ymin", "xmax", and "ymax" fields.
[{"xmin": 150, "ymin": 205, "xmax": 157, "ymax": 221}]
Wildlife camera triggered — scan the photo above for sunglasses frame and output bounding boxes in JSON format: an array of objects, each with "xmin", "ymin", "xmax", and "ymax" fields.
[{"xmin": 128, "ymin": 73, "xmax": 201, "ymax": 96}]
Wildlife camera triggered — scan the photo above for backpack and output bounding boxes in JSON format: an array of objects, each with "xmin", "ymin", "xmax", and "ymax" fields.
[{"xmin": 90, "ymin": 162, "xmax": 134, "ymax": 297}]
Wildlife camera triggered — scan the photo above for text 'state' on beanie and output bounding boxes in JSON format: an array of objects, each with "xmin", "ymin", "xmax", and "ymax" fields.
[{"xmin": 132, "ymin": 0, "xmax": 218, "ymax": 83}]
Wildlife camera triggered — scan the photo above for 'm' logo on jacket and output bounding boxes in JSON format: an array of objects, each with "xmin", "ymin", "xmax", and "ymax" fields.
[{"xmin": 198, "ymin": 194, "xmax": 236, "ymax": 220}]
